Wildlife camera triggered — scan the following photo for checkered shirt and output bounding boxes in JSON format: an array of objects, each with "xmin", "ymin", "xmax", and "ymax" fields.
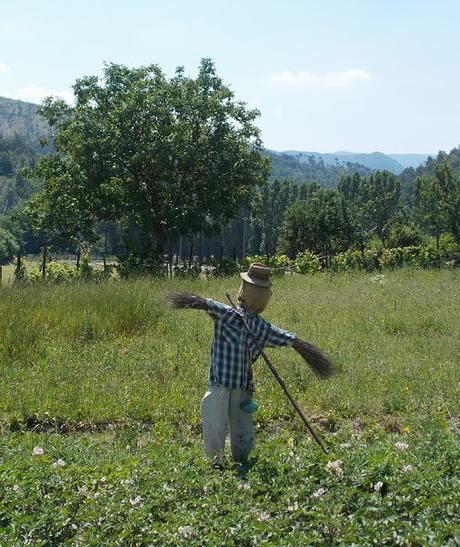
[{"xmin": 205, "ymin": 298, "xmax": 296, "ymax": 391}]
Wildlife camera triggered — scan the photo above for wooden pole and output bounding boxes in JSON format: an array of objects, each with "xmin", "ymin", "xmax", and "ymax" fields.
[
  {"xmin": 226, "ymin": 293, "xmax": 328, "ymax": 455},
  {"xmin": 103, "ymin": 229, "xmax": 108, "ymax": 272},
  {"xmin": 41, "ymin": 245, "xmax": 48, "ymax": 279},
  {"xmin": 14, "ymin": 245, "xmax": 22, "ymax": 282}
]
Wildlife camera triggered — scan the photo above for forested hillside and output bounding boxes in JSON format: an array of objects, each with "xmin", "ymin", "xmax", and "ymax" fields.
[
  {"xmin": 266, "ymin": 150, "xmax": 371, "ymax": 188},
  {"xmin": 400, "ymin": 147, "xmax": 460, "ymax": 180}
]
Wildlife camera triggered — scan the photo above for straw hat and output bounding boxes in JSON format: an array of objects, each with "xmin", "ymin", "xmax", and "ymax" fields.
[{"xmin": 240, "ymin": 262, "xmax": 272, "ymax": 288}]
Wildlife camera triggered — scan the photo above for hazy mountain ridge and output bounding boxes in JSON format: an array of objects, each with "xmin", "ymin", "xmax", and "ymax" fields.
[
  {"xmin": 279, "ymin": 150, "xmax": 431, "ymax": 174},
  {"xmin": 266, "ymin": 150, "xmax": 371, "ymax": 189}
]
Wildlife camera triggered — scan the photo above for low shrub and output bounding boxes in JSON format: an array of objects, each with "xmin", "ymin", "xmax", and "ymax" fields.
[
  {"xmin": 240, "ymin": 254, "xmax": 293, "ymax": 276},
  {"xmin": 331, "ymin": 249, "xmax": 381, "ymax": 272},
  {"xmin": 204, "ymin": 257, "xmax": 240, "ymax": 278},
  {"xmin": 293, "ymin": 251, "xmax": 321, "ymax": 274},
  {"xmin": 173, "ymin": 263, "xmax": 201, "ymax": 279}
]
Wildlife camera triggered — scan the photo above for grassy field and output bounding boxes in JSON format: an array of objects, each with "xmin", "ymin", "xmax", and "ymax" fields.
[{"xmin": 0, "ymin": 270, "xmax": 459, "ymax": 544}]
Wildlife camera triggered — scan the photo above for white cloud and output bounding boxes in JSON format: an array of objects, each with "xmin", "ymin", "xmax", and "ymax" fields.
[
  {"xmin": 267, "ymin": 68, "xmax": 373, "ymax": 88},
  {"xmin": 0, "ymin": 62, "xmax": 11, "ymax": 74},
  {"xmin": 2, "ymin": 84, "xmax": 73, "ymax": 104}
]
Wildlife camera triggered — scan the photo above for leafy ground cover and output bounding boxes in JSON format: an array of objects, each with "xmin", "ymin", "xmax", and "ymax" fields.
[
  {"xmin": 0, "ymin": 418, "xmax": 458, "ymax": 545},
  {"xmin": 0, "ymin": 269, "xmax": 459, "ymax": 544}
]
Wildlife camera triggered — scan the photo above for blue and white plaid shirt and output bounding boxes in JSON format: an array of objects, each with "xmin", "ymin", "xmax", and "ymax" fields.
[{"xmin": 206, "ymin": 299, "xmax": 296, "ymax": 391}]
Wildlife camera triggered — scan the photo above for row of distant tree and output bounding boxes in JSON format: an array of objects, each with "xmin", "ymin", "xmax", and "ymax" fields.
[{"xmin": 0, "ymin": 60, "xmax": 459, "ymax": 269}]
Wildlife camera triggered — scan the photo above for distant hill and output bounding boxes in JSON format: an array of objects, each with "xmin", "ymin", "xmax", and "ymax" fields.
[
  {"xmin": 388, "ymin": 153, "xmax": 431, "ymax": 170},
  {"xmin": 0, "ymin": 96, "xmax": 50, "ymax": 151},
  {"xmin": 280, "ymin": 150, "xmax": 430, "ymax": 175},
  {"xmin": 266, "ymin": 150, "xmax": 371, "ymax": 189},
  {"xmin": 398, "ymin": 147, "xmax": 460, "ymax": 188},
  {"xmin": 394, "ymin": 147, "xmax": 459, "ymax": 204}
]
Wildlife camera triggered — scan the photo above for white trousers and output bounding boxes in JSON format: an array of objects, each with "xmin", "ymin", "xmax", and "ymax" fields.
[{"xmin": 201, "ymin": 384, "xmax": 254, "ymax": 465}]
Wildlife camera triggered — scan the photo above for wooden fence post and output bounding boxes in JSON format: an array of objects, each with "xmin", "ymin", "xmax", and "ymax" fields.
[{"xmin": 41, "ymin": 245, "xmax": 48, "ymax": 279}]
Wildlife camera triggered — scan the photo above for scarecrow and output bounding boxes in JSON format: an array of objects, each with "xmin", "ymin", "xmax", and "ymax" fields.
[{"xmin": 170, "ymin": 262, "xmax": 333, "ymax": 467}]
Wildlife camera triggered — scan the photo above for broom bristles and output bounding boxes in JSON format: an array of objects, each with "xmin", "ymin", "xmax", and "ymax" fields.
[
  {"xmin": 294, "ymin": 339, "xmax": 335, "ymax": 378},
  {"xmin": 168, "ymin": 291, "xmax": 208, "ymax": 310}
]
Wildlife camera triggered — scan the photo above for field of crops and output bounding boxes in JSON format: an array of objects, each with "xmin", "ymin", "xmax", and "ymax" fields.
[{"xmin": 0, "ymin": 269, "xmax": 459, "ymax": 545}]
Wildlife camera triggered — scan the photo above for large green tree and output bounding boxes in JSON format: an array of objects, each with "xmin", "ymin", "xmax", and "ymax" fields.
[
  {"xmin": 413, "ymin": 164, "xmax": 460, "ymax": 248},
  {"xmin": 27, "ymin": 59, "xmax": 268, "ymax": 262},
  {"xmin": 360, "ymin": 171, "xmax": 400, "ymax": 246},
  {"xmin": 277, "ymin": 187, "xmax": 349, "ymax": 258}
]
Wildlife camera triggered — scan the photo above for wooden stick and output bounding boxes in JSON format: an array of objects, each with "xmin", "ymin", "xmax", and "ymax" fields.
[{"xmin": 226, "ymin": 293, "xmax": 329, "ymax": 455}]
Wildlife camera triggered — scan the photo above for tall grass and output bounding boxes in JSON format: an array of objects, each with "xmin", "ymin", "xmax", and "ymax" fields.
[{"xmin": 0, "ymin": 270, "xmax": 458, "ymax": 427}]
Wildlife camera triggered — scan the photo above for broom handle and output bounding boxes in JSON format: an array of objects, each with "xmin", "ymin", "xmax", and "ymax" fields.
[{"xmin": 225, "ymin": 293, "xmax": 328, "ymax": 455}]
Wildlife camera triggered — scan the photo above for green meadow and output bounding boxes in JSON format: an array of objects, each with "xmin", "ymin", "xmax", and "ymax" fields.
[{"xmin": 0, "ymin": 269, "xmax": 459, "ymax": 545}]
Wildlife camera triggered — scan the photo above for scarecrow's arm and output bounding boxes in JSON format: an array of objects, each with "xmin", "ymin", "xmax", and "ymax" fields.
[
  {"xmin": 169, "ymin": 292, "xmax": 208, "ymax": 311},
  {"xmin": 292, "ymin": 337, "xmax": 335, "ymax": 378}
]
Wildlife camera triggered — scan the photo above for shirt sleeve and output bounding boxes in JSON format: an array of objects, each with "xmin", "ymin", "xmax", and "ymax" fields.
[
  {"xmin": 264, "ymin": 321, "xmax": 296, "ymax": 348},
  {"xmin": 205, "ymin": 298, "xmax": 233, "ymax": 321}
]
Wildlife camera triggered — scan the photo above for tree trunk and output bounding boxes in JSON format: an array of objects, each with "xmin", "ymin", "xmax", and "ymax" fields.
[
  {"xmin": 188, "ymin": 241, "xmax": 194, "ymax": 267},
  {"xmin": 198, "ymin": 232, "xmax": 203, "ymax": 264},
  {"xmin": 76, "ymin": 248, "xmax": 81, "ymax": 270}
]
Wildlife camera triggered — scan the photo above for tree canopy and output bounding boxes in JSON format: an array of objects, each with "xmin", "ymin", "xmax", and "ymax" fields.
[{"xmin": 27, "ymin": 59, "xmax": 268, "ymax": 260}]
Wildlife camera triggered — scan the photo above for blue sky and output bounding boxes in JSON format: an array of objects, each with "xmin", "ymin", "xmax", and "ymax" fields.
[{"xmin": 1, "ymin": 0, "xmax": 459, "ymax": 154}]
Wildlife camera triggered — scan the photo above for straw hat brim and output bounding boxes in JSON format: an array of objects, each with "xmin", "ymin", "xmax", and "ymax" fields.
[{"xmin": 240, "ymin": 272, "xmax": 272, "ymax": 288}]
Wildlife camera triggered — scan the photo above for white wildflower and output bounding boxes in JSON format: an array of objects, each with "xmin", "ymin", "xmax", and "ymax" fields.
[
  {"xmin": 312, "ymin": 487, "xmax": 326, "ymax": 498},
  {"xmin": 71, "ymin": 523, "xmax": 78, "ymax": 530},
  {"xmin": 402, "ymin": 464, "xmax": 413, "ymax": 473},
  {"xmin": 370, "ymin": 274, "xmax": 386, "ymax": 284},
  {"xmin": 257, "ymin": 511, "xmax": 270, "ymax": 523},
  {"xmin": 129, "ymin": 495, "xmax": 142, "ymax": 506},
  {"xmin": 32, "ymin": 446, "xmax": 44, "ymax": 456},
  {"xmin": 395, "ymin": 442, "xmax": 409, "ymax": 451},
  {"xmin": 52, "ymin": 458, "xmax": 66, "ymax": 468},
  {"xmin": 326, "ymin": 460, "xmax": 343, "ymax": 475},
  {"xmin": 237, "ymin": 482, "xmax": 251, "ymax": 490},
  {"xmin": 12, "ymin": 484, "xmax": 20, "ymax": 492},
  {"xmin": 78, "ymin": 485, "xmax": 89, "ymax": 496},
  {"xmin": 373, "ymin": 481, "xmax": 383, "ymax": 492},
  {"xmin": 178, "ymin": 525, "xmax": 196, "ymax": 538},
  {"xmin": 287, "ymin": 501, "xmax": 299, "ymax": 512},
  {"xmin": 339, "ymin": 442, "xmax": 351, "ymax": 449}
]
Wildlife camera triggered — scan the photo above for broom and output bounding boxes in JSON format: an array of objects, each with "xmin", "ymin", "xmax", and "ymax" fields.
[{"xmin": 169, "ymin": 291, "xmax": 208, "ymax": 310}]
